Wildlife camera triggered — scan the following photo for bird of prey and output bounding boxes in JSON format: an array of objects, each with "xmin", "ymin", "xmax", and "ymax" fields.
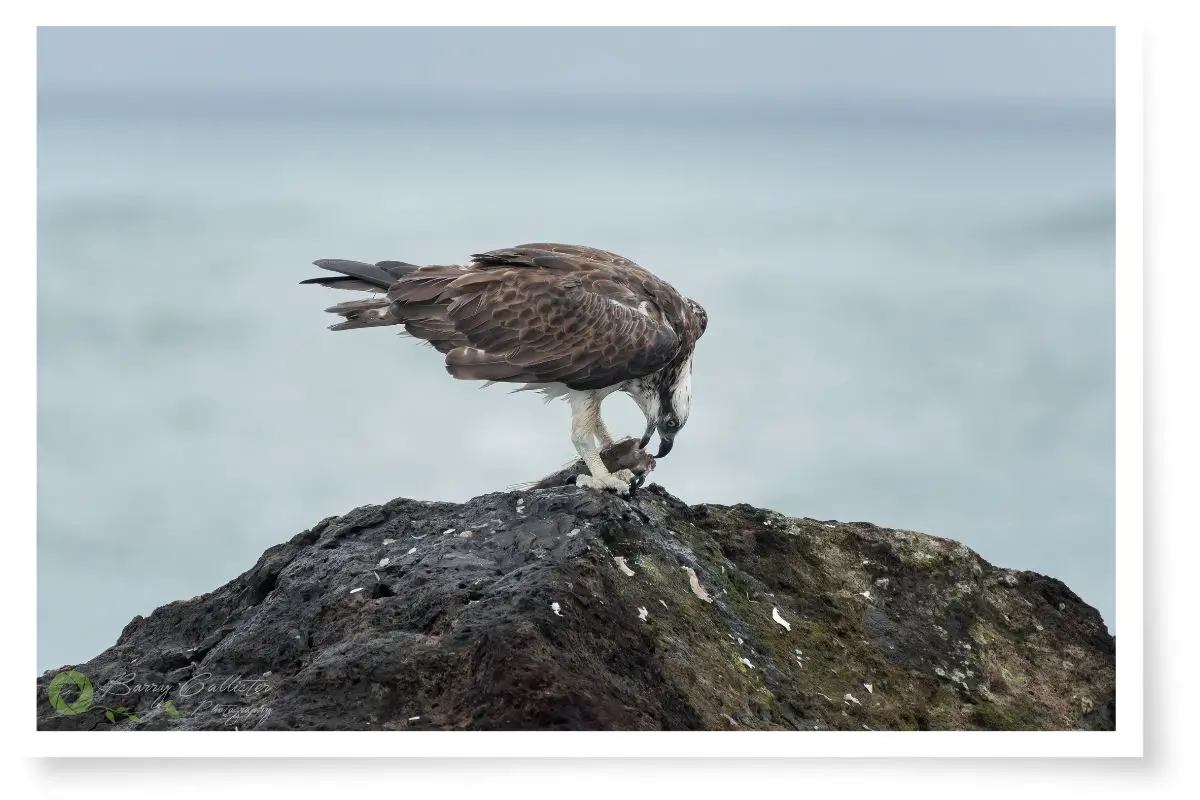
[{"xmin": 301, "ymin": 243, "xmax": 708, "ymax": 495}]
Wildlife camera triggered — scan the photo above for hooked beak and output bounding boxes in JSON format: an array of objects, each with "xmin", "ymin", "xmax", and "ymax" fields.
[
  {"xmin": 655, "ymin": 432, "xmax": 675, "ymax": 459},
  {"xmin": 639, "ymin": 421, "xmax": 675, "ymax": 459}
]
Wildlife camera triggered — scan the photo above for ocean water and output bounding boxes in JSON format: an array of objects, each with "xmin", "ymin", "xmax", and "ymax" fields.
[{"xmin": 37, "ymin": 96, "xmax": 1115, "ymax": 671}]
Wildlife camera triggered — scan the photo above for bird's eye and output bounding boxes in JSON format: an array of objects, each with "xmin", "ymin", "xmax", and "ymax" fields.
[{"xmin": 665, "ymin": 419, "xmax": 678, "ymax": 429}]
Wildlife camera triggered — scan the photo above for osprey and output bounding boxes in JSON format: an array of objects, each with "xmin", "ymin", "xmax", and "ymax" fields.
[{"xmin": 301, "ymin": 243, "xmax": 708, "ymax": 495}]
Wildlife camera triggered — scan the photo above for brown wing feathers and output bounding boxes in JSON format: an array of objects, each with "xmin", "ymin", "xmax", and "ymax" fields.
[{"xmin": 304, "ymin": 244, "xmax": 688, "ymax": 390}]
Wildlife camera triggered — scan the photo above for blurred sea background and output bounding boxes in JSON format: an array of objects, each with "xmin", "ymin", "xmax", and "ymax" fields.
[{"xmin": 37, "ymin": 27, "xmax": 1115, "ymax": 671}]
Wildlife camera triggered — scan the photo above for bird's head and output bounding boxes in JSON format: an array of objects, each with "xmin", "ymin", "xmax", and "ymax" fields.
[
  {"xmin": 635, "ymin": 352, "xmax": 695, "ymax": 459},
  {"xmin": 633, "ymin": 296, "xmax": 704, "ymax": 458}
]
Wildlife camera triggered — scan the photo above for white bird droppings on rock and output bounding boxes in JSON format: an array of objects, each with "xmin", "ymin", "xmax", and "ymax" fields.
[
  {"xmin": 614, "ymin": 556, "xmax": 636, "ymax": 576},
  {"xmin": 378, "ymin": 557, "xmax": 390, "ymax": 567},
  {"xmin": 349, "ymin": 587, "xmax": 364, "ymax": 594},
  {"xmin": 457, "ymin": 531, "xmax": 472, "ymax": 538},
  {"xmin": 407, "ymin": 547, "xmax": 417, "ymax": 555},
  {"xmin": 864, "ymin": 683, "xmax": 873, "ymax": 693},
  {"xmin": 859, "ymin": 590, "xmax": 873, "ymax": 600},
  {"xmin": 567, "ymin": 528, "xmax": 580, "ymax": 537},
  {"xmin": 408, "ymin": 716, "xmax": 420, "ymax": 721},
  {"xmin": 382, "ymin": 538, "xmax": 395, "ymax": 545},
  {"xmin": 771, "ymin": 606, "xmax": 791, "ymax": 630},
  {"xmin": 637, "ymin": 606, "xmax": 649, "ymax": 621},
  {"xmin": 659, "ymin": 599, "xmax": 668, "ymax": 609},
  {"xmin": 844, "ymin": 693, "xmax": 861, "ymax": 706},
  {"xmin": 683, "ymin": 566, "xmax": 713, "ymax": 602},
  {"xmin": 551, "ymin": 602, "xmax": 562, "ymax": 616},
  {"xmin": 442, "ymin": 528, "xmax": 455, "ymax": 536},
  {"xmin": 739, "ymin": 657, "xmax": 754, "ymax": 669}
]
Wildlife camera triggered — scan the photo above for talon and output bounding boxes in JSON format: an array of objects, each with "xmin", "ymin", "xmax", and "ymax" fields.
[{"xmin": 575, "ymin": 472, "xmax": 632, "ymax": 496}]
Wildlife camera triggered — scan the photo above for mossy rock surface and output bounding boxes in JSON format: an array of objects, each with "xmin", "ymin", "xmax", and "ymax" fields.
[{"xmin": 36, "ymin": 484, "xmax": 1115, "ymax": 731}]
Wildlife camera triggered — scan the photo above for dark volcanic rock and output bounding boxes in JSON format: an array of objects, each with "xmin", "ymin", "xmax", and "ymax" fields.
[{"xmin": 36, "ymin": 484, "xmax": 1115, "ymax": 731}]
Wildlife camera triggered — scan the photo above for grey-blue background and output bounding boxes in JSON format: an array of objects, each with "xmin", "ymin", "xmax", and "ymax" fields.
[{"xmin": 37, "ymin": 27, "xmax": 1115, "ymax": 671}]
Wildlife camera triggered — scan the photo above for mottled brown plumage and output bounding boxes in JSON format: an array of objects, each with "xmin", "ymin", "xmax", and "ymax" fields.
[{"xmin": 302, "ymin": 243, "xmax": 708, "ymax": 495}]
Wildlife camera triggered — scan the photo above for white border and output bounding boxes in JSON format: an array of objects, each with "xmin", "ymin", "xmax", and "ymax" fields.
[
  {"xmin": 30, "ymin": 730, "xmax": 1136, "ymax": 758},
  {"xmin": 1111, "ymin": 18, "xmax": 1144, "ymax": 759},
  {"xmin": 22, "ymin": 0, "xmax": 1128, "ymax": 26},
  {"xmin": 14, "ymin": 9, "xmax": 1140, "ymax": 765}
]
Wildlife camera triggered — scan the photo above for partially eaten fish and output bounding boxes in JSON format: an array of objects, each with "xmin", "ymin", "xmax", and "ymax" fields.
[{"xmin": 520, "ymin": 437, "xmax": 657, "ymax": 492}]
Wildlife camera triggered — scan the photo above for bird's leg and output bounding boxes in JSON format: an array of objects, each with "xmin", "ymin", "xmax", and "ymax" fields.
[
  {"xmin": 569, "ymin": 393, "xmax": 633, "ymax": 495},
  {"xmin": 593, "ymin": 415, "xmax": 616, "ymax": 449}
]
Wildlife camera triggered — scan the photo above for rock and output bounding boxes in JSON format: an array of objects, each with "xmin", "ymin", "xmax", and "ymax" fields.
[{"xmin": 35, "ymin": 484, "xmax": 1115, "ymax": 731}]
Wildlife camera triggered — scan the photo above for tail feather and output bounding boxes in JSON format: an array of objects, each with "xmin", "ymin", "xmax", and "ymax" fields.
[
  {"xmin": 329, "ymin": 315, "xmax": 395, "ymax": 332},
  {"xmin": 305, "ymin": 258, "xmax": 475, "ymax": 356},
  {"xmin": 323, "ymin": 298, "xmax": 391, "ymax": 315},
  {"xmin": 300, "ymin": 275, "xmax": 388, "ymax": 292},
  {"xmin": 304, "ymin": 259, "xmax": 419, "ymax": 291},
  {"xmin": 388, "ymin": 266, "xmax": 468, "ymax": 303},
  {"xmin": 323, "ymin": 297, "xmax": 395, "ymax": 331}
]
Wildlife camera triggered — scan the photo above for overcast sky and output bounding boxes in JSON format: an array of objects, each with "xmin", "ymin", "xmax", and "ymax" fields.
[{"xmin": 38, "ymin": 27, "xmax": 1113, "ymax": 104}]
